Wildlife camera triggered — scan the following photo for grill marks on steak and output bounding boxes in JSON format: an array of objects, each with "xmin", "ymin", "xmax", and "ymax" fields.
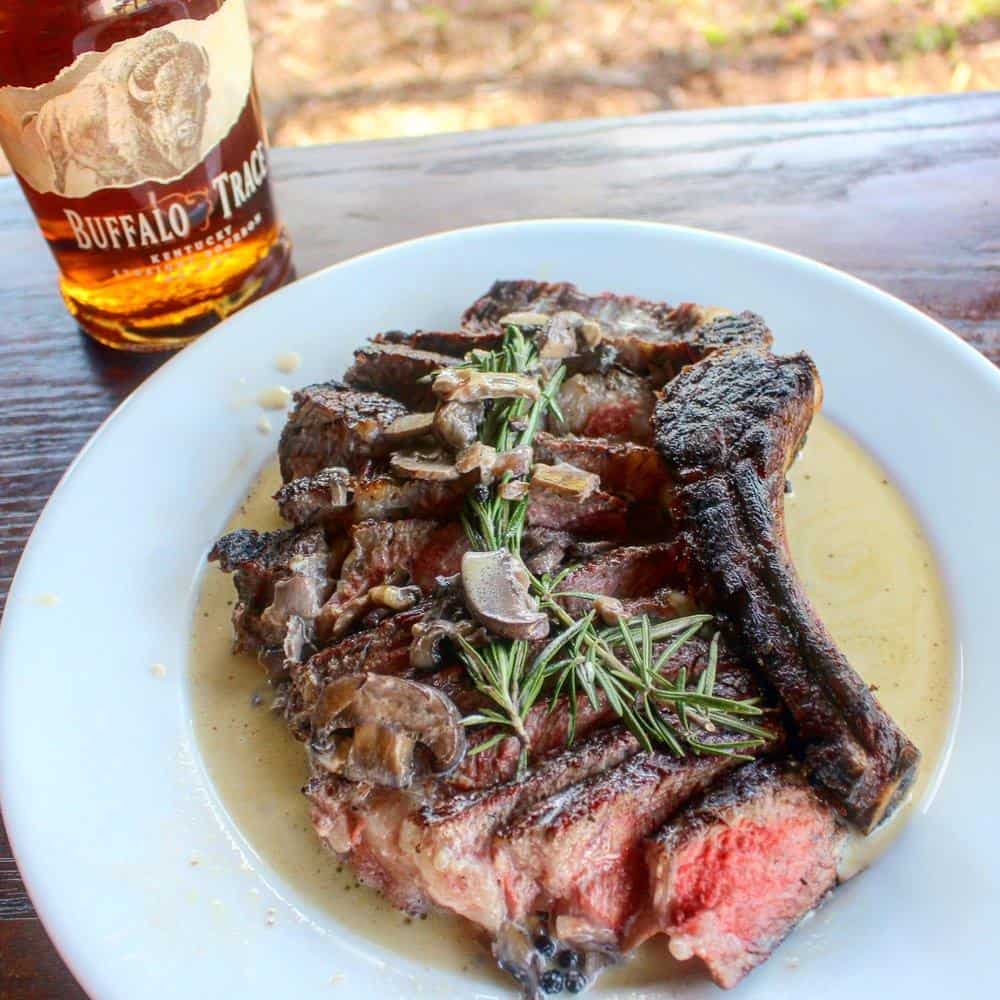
[
  {"xmin": 208, "ymin": 526, "xmax": 334, "ymax": 666},
  {"xmin": 653, "ymin": 348, "xmax": 920, "ymax": 832},
  {"xmin": 462, "ymin": 280, "xmax": 772, "ymax": 381},
  {"xmin": 534, "ymin": 432, "xmax": 670, "ymax": 504},
  {"xmin": 276, "ymin": 469, "xmax": 466, "ymax": 529},
  {"xmin": 376, "ymin": 327, "xmax": 503, "ymax": 356},
  {"xmin": 345, "ymin": 342, "xmax": 459, "ymax": 409},
  {"xmin": 278, "ymin": 383, "xmax": 407, "ymax": 481},
  {"xmin": 641, "ymin": 760, "xmax": 846, "ymax": 987},
  {"xmin": 401, "ymin": 726, "xmax": 642, "ymax": 932},
  {"xmin": 301, "ymin": 635, "xmax": 774, "ymax": 951}
]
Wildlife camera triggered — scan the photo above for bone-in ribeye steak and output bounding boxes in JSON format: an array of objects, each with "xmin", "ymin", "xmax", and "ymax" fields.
[{"xmin": 210, "ymin": 280, "xmax": 918, "ymax": 997}]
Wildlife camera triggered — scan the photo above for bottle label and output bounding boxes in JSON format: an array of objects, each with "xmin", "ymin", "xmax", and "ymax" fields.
[{"xmin": 0, "ymin": 0, "xmax": 252, "ymax": 198}]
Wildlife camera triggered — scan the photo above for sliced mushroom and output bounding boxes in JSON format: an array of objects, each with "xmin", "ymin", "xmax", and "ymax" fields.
[
  {"xmin": 410, "ymin": 618, "xmax": 486, "ymax": 670},
  {"xmin": 578, "ymin": 318, "xmax": 602, "ymax": 347},
  {"xmin": 531, "ymin": 462, "xmax": 600, "ymax": 501},
  {"xmin": 283, "ymin": 614, "xmax": 313, "ymax": 665},
  {"xmin": 368, "ymin": 583, "xmax": 422, "ymax": 611},
  {"xmin": 493, "ymin": 446, "xmax": 533, "ymax": 478},
  {"xmin": 498, "ymin": 479, "xmax": 529, "ymax": 501},
  {"xmin": 309, "ymin": 673, "xmax": 466, "ymax": 788},
  {"xmin": 564, "ymin": 342, "xmax": 618, "ymax": 377},
  {"xmin": 538, "ymin": 311, "xmax": 582, "ymax": 359},
  {"xmin": 499, "ymin": 310, "xmax": 551, "ymax": 331},
  {"xmin": 461, "ymin": 549, "xmax": 549, "ymax": 641},
  {"xmin": 433, "ymin": 400, "xmax": 484, "ymax": 450},
  {"xmin": 384, "ymin": 411, "xmax": 436, "ymax": 445},
  {"xmin": 390, "ymin": 453, "xmax": 462, "ymax": 482},
  {"xmin": 594, "ymin": 595, "xmax": 626, "ymax": 626},
  {"xmin": 432, "ymin": 368, "xmax": 540, "ymax": 404},
  {"xmin": 455, "ymin": 442, "xmax": 498, "ymax": 478}
]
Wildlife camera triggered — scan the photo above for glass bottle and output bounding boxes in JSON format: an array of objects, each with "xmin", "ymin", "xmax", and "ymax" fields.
[{"xmin": 0, "ymin": 0, "xmax": 293, "ymax": 351}]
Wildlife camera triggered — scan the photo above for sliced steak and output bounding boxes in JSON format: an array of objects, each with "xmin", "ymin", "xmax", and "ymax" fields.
[
  {"xmin": 276, "ymin": 469, "xmax": 466, "ymax": 529},
  {"xmin": 534, "ymin": 432, "xmax": 670, "ymax": 504},
  {"xmin": 316, "ymin": 519, "xmax": 467, "ymax": 638},
  {"xmin": 653, "ymin": 347, "xmax": 920, "ymax": 832},
  {"xmin": 377, "ymin": 328, "xmax": 502, "ymax": 356},
  {"xmin": 527, "ymin": 485, "xmax": 629, "ymax": 538},
  {"xmin": 493, "ymin": 753, "xmax": 739, "ymax": 939},
  {"xmin": 277, "ymin": 464, "xmax": 642, "ymax": 541},
  {"xmin": 278, "ymin": 383, "xmax": 407, "ymax": 481},
  {"xmin": 611, "ymin": 311, "xmax": 773, "ymax": 382},
  {"xmin": 209, "ymin": 526, "xmax": 334, "ymax": 667},
  {"xmin": 462, "ymin": 280, "xmax": 772, "ymax": 381},
  {"xmin": 491, "ymin": 656, "xmax": 776, "ymax": 943},
  {"xmin": 344, "ymin": 342, "xmax": 459, "ymax": 409},
  {"xmin": 550, "ymin": 368, "xmax": 655, "ymax": 444},
  {"xmin": 307, "ymin": 774, "xmax": 432, "ymax": 914},
  {"xmin": 641, "ymin": 760, "xmax": 846, "ymax": 988},
  {"xmin": 400, "ymin": 726, "xmax": 641, "ymax": 931},
  {"xmin": 463, "ymin": 280, "xmax": 683, "ymax": 337},
  {"xmin": 284, "ymin": 602, "xmax": 433, "ymax": 740},
  {"xmin": 557, "ymin": 543, "xmax": 685, "ymax": 616}
]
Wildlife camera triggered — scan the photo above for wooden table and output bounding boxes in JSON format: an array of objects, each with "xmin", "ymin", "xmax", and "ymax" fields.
[{"xmin": 1, "ymin": 93, "xmax": 997, "ymax": 998}]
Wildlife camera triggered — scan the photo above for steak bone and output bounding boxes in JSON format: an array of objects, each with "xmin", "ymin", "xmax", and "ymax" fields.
[{"xmin": 653, "ymin": 347, "xmax": 920, "ymax": 832}]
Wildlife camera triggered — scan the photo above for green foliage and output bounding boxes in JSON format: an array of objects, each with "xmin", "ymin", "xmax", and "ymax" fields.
[
  {"xmin": 701, "ymin": 24, "xmax": 730, "ymax": 47},
  {"xmin": 912, "ymin": 21, "xmax": 959, "ymax": 53},
  {"xmin": 773, "ymin": 4, "xmax": 810, "ymax": 35}
]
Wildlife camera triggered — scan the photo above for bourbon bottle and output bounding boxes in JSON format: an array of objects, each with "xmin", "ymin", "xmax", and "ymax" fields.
[{"xmin": 0, "ymin": 0, "xmax": 292, "ymax": 351}]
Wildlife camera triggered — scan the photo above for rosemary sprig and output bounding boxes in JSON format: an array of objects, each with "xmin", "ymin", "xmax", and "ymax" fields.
[
  {"xmin": 451, "ymin": 326, "xmax": 565, "ymax": 770},
  {"xmin": 448, "ymin": 325, "xmax": 770, "ymax": 772},
  {"xmin": 533, "ymin": 571, "xmax": 770, "ymax": 759}
]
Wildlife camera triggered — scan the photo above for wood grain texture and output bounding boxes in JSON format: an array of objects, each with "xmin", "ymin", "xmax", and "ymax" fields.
[{"xmin": 0, "ymin": 94, "xmax": 997, "ymax": 998}]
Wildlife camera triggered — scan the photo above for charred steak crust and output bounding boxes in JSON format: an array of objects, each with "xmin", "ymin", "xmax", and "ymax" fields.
[
  {"xmin": 278, "ymin": 383, "xmax": 407, "ymax": 481},
  {"xmin": 344, "ymin": 342, "xmax": 459, "ymax": 409},
  {"xmin": 461, "ymin": 280, "xmax": 773, "ymax": 380},
  {"xmin": 376, "ymin": 328, "xmax": 504, "ymax": 356},
  {"xmin": 208, "ymin": 526, "xmax": 333, "ymax": 659},
  {"xmin": 653, "ymin": 347, "xmax": 920, "ymax": 831}
]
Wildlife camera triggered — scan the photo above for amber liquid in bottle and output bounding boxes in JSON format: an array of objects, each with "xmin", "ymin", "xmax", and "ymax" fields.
[{"xmin": 0, "ymin": 0, "xmax": 292, "ymax": 351}]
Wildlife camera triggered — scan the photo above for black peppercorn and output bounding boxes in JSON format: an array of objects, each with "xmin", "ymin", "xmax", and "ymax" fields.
[
  {"xmin": 556, "ymin": 950, "xmax": 581, "ymax": 971},
  {"xmin": 539, "ymin": 969, "xmax": 565, "ymax": 994},
  {"xmin": 533, "ymin": 933, "xmax": 556, "ymax": 958}
]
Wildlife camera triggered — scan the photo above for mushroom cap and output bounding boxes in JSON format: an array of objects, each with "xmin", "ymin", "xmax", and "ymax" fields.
[
  {"xmin": 310, "ymin": 673, "xmax": 466, "ymax": 788},
  {"xmin": 432, "ymin": 368, "xmax": 541, "ymax": 404},
  {"xmin": 384, "ymin": 411, "xmax": 436, "ymax": 445},
  {"xmin": 461, "ymin": 549, "xmax": 550, "ymax": 642}
]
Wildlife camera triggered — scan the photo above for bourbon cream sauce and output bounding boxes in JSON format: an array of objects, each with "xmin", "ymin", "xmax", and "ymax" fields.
[{"xmin": 189, "ymin": 414, "xmax": 954, "ymax": 989}]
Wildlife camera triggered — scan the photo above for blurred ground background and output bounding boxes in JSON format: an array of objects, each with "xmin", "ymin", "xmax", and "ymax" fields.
[
  {"xmin": 0, "ymin": 0, "xmax": 995, "ymax": 178},
  {"xmin": 248, "ymin": 0, "xmax": 999, "ymax": 147}
]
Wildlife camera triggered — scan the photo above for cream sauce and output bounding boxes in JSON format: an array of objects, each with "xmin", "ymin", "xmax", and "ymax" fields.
[
  {"xmin": 275, "ymin": 351, "xmax": 303, "ymax": 374},
  {"xmin": 256, "ymin": 386, "xmax": 292, "ymax": 410},
  {"xmin": 189, "ymin": 415, "xmax": 954, "ymax": 987}
]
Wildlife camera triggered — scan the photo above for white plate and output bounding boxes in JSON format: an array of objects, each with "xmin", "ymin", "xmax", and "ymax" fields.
[{"xmin": 2, "ymin": 220, "xmax": 998, "ymax": 1000}]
